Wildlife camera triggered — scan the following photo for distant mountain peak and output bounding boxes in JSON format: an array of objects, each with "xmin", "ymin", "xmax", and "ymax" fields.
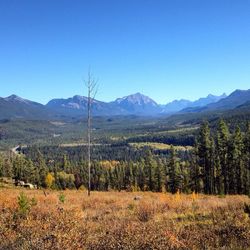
[
  {"xmin": 7, "ymin": 94, "xmax": 19, "ymax": 98},
  {"xmin": 1, "ymin": 89, "xmax": 249, "ymax": 119},
  {"xmin": 230, "ymin": 89, "xmax": 250, "ymax": 96},
  {"xmin": 0, "ymin": 94, "xmax": 51, "ymax": 120},
  {"xmin": 111, "ymin": 92, "xmax": 159, "ymax": 115},
  {"xmin": 163, "ymin": 93, "xmax": 227, "ymax": 113},
  {"xmin": 6, "ymin": 94, "xmax": 22, "ymax": 100},
  {"xmin": 4, "ymin": 94, "xmax": 30, "ymax": 104},
  {"xmin": 115, "ymin": 92, "xmax": 158, "ymax": 106},
  {"xmin": 171, "ymin": 99, "xmax": 190, "ymax": 103},
  {"xmin": 194, "ymin": 89, "xmax": 250, "ymax": 111},
  {"xmin": 72, "ymin": 95, "xmax": 88, "ymax": 102}
]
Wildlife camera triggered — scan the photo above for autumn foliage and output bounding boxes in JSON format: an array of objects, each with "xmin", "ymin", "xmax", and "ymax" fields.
[{"xmin": 0, "ymin": 188, "xmax": 250, "ymax": 249}]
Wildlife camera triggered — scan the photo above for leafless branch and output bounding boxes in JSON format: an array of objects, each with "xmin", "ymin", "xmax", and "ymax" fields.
[{"xmin": 83, "ymin": 69, "xmax": 98, "ymax": 196}]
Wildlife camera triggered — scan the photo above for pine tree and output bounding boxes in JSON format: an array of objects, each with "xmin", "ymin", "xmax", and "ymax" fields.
[
  {"xmin": 2, "ymin": 157, "xmax": 13, "ymax": 178},
  {"xmin": 209, "ymin": 138, "xmax": 216, "ymax": 194},
  {"xmin": 63, "ymin": 155, "xmax": 70, "ymax": 173},
  {"xmin": 103, "ymin": 169, "xmax": 110, "ymax": 191},
  {"xmin": 169, "ymin": 145, "xmax": 180, "ymax": 194},
  {"xmin": 131, "ymin": 162, "xmax": 139, "ymax": 191},
  {"xmin": 25, "ymin": 159, "xmax": 36, "ymax": 184},
  {"xmin": 154, "ymin": 159, "xmax": 163, "ymax": 192},
  {"xmin": 137, "ymin": 161, "xmax": 145, "ymax": 191},
  {"xmin": 108, "ymin": 168, "xmax": 114, "ymax": 190},
  {"xmin": 214, "ymin": 145, "xmax": 223, "ymax": 194},
  {"xmin": 35, "ymin": 151, "xmax": 48, "ymax": 187},
  {"xmin": 124, "ymin": 162, "xmax": 133, "ymax": 190},
  {"xmin": 197, "ymin": 121, "xmax": 212, "ymax": 194},
  {"xmin": 12, "ymin": 155, "xmax": 26, "ymax": 182},
  {"xmin": 113, "ymin": 165, "xmax": 123, "ymax": 191},
  {"xmin": 190, "ymin": 141, "xmax": 202, "ymax": 193},
  {"xmin": 243, "ymin": 122, "xmax": 250, "ymax": 195},
  {"xmin": 179, "ymin": 161, "xmax": 189, "ymax": 193},
  {"xmin": 144, "ymin": 150, "xmax": 156, "ymax": 191},
  {"xmin": 217, "ymin": 119, "xmax": 229, "ymax": 194},
  {"xmin": 228, "ymin": 126, "xmax": 244, "ymax": 194}
]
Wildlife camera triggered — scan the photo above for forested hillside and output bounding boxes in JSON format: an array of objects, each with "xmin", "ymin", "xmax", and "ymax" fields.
[{"xmin": 1, "ymin": 120, "xmax": 249, "ymax": 195}]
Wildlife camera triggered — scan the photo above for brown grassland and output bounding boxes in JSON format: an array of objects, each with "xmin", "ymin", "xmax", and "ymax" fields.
[{"xmin": 0, "ymin": 188, "xmax": 250, "ymax": 250}]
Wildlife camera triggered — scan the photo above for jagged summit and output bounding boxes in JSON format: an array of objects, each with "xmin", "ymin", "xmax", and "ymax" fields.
[
  {"xmin": 5, "ymin": 94, "xmax": 30, "ymax": 104},
  {"xmin": 1, "ymin": 89, "xmax": 249, "ymax": 119},
  {"xmin": 115, "ymin": 92, "xmax": 158, "ymax": 106}
]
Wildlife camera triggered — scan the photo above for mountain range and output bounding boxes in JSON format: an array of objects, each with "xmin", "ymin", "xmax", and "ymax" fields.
[
  {"xmin": 161, "ymin": 93, "xmax": 227, "ymax": 113},
  {"xmin": 1, "ymin": 89, "xmax": 250, "ymax": 120}
]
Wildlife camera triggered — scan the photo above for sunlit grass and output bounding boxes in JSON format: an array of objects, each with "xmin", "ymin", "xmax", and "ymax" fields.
[
  {"xmin": 0, "ymin": 188, "xmax": 249, "ymax": 249},
  {"xmin": 130, "ymin": 142, "xmax": 192, "ymax": 151}
]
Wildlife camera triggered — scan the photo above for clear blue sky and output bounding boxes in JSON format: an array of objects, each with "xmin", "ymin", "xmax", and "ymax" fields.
[{"xmin": 0, "ymin": 0, "xmax": 250, "ymax": 104}]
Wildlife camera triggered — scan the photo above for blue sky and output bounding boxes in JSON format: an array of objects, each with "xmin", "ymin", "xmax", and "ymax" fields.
[{"xmin": 0, "ymin": 0, "xmax": 250, "ymax": 104}]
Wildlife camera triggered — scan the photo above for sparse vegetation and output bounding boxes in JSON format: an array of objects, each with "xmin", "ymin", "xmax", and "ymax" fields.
[
  {"xmin": 0, "ymin": 189, "xmax": 249, "ymax": 249},
  {"xmin": 16, "ymin": 191, "xmax": 37, "ymax": 219},
  {"xmin": 58, "ymin": 192, "xmax": 66, "ymax": 204}
]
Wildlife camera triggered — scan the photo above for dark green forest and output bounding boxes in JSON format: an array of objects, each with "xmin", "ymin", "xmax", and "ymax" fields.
[
  {"xmin": 1, "ymin": 102, "xmax": 250, "ymax": 150},
  {"xmin": 1, "ymin": 119, "xmax": 250, "ymax": 195}
]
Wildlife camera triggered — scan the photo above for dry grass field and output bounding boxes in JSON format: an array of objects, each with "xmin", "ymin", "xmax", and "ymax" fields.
[
  {"xmin": 0, "ymin": 188, "xmax": 250, "ymax": 250},
  {"xmin": 129, "ymin": 142, "xmax": 192, "ymax": 151}
]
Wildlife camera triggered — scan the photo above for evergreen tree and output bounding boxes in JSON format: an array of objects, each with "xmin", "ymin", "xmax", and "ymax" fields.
[
  {"xmin": 154, "ymin": 159, "xmax": 163, "ymax": 192},
  {"xmin": 179, "ymin": 161, "xmax": 189, "ymax": 193},
  {"xmin": 197, "ymin": 121, "xmax": 212, "ymax": 194},
  {"xmin": 24, "ymin": 159, "xmax": 36, "ymax": 183},
  {"xmin": 243, "ymin": 122, "xmax": 250, "ymax": 195},
  {"xmin": 131, "ymin": 162, "xmax": 139, "ymax": 191},
  {"xmin": 169, "ymin": 145, "xmax": 180, "ymax": 194},
  {"xmin": 144, "ymin": 150, "xmax": 156, "ymax": 191},
  {"xmin": 63, "ymin": 155, "xmax": 70, "ymax": 173},
  {"xmin": 35, "ymin": 151, "xmax": 48, "ymax": 187},
  {"xmin": 124, "ymin": 162, "xmax": 133, "ymax": 190},
  {"xmin": 103, "ymin": 169, "xmax": 110, "ymax": 191},
  {"xmin": 190, "ymin": 141, "xmax": 202, "ymax": 193},
  {"xmin": 12, "ymin": 155, "xmax": 26, "ymax": 182},
  {"xmin": 214, "ymin": 147, "xmax": 223, "ymax": 195},
  {"xmin": 2, "ymin": 158, "xmax": 13, "ymax": 178},
  {"xmin": 209, "ymin": 138, "xmax": 216, "ymax": 194},
  {"xmin": 137, "ymin": 160, "xmax": 145, "ymax": 191},
  {"xmin": 217, "ymin": 119, "xmax": 229, "ymax": 194},
  {"xmin": 228, "ymin": 126, "xmax": 244, "ymax": 194}
]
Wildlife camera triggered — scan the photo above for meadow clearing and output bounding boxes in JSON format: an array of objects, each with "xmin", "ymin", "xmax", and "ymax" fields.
[{"xmin": 0, "ymin": 188, "xmax": 250, "ymax": 249}]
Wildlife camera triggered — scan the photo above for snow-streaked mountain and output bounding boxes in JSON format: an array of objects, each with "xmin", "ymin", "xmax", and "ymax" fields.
[
  {"xmin": 4, "ymin": 94, "xmax": 32, "ymax": 104},
  {"xmin": 111, "ymin": 93, "xmax": 159, "ymax": 115},
  {"xmin": 45, "ymin": 92, "xmax": 229, "ymax": 116},
  {"xmin": 1, "ymin": 89, "xmax": 250, "ymax": 119},
  {"xmin": 115, "ymin": 93, "xmax": 158, "ymax": 106},
  {"xmin": 47, "ymin": 93, "xmax": 160, "ymax": 116},
  {"xmin": 47, "ymin": 95, "xmax": 124, "ymax": 116}
]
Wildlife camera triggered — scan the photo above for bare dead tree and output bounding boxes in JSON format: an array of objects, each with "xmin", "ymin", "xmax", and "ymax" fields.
[{"xmin": 84, "ymin": 70, "xmax": 98, "ymax": 196}]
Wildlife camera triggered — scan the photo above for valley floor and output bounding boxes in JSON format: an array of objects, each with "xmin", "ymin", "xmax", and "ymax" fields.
[{"xmin": 0, "ymin": 188, "xmax": 250, "ymax": 249}]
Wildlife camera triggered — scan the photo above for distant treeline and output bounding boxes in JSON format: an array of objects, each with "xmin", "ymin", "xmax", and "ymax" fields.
[
  {"xmin": 126, "ymin": 133, "xmax": 195, "ymax": 146},
  {"xmin": 0, "ymin": 119, "xmax": 249, "ymax": 195},
  {"xmin": 22, "ymin": 143, "xmax": 190, "ymax": 162}
]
